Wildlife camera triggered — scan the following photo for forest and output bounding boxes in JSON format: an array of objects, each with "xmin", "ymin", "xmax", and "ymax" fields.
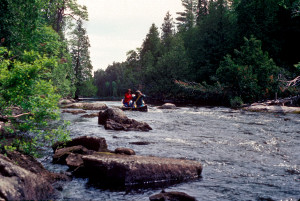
[
  {"xmin": 94, "ymin": 0, "xmax": 300, "ymax": 106},
  {"xmin": 0, "ymin": 0, "xmax": 95, "ymax": 154}
]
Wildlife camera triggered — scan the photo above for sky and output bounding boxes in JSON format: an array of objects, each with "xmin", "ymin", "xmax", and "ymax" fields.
[{"xmin": 76, "ymin": 0, "xmax": 184, "ymax": 71}]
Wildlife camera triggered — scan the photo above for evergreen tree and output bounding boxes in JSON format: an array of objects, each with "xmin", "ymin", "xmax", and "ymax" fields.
[
  {"xmin": 216, "ymin": 36, "xmax": 281, "ymax": 102},
  {"xmin": 161, "ymin": 11, "xmax": 175, "ymax": 50},
  {"xmin": 140, "ymin": 24, "xmax": 161, "ymax": 63},
  {"xmin": 176, "ymin": 0, "xmax": 198, "ymax": 31},
  {"xmin": 196, "ymin": 0, "xmax": 208, "ymax": 24},
  {"xmin": 69, "ymin": 19, "xmax": 93, "ymax": 98}
]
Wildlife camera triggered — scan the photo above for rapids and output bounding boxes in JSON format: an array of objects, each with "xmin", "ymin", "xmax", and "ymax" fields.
[{"xmin": 40, "ymin": 101, "xmax": 300, "ymax": 200}]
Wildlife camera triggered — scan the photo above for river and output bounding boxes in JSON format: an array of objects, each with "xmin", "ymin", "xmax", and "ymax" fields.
[{"xmin": 40, "ymin": 101, "xmax": 300, "ymax": 200}]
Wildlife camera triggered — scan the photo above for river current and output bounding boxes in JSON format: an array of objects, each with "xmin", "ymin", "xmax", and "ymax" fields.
[{"xmin": 40, "ymin": 101, "xmax": 300, "ymax": 201}]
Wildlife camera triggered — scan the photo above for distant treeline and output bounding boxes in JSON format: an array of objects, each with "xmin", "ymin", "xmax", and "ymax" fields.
[{"xmin": 94, "ymin": 0, "xmax": 300, "ymax": 106}]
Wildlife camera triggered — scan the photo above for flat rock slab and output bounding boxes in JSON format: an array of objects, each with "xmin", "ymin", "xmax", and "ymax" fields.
[
  {"xmin": 80, "ymin": 153, "xmax": 202, "ymax": 188},
  {"xmin": 62, "ymin": 102, "xmax": 108, "ymax": 110},
  {"xmin": 243, "ymin": 105, "xmax": 300, "ymax": 113}
]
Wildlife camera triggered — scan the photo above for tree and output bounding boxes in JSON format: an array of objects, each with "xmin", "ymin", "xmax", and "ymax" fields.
[
  {"xmin": 0, "ymin": 47, "xmax": 70, "ymax": 155},
  {"xmin": 176, "ymin": 0, "xmax": 198, "ymax": 31},
  {"xmin": 140, "ymin": 24, "xmax": 161, "ymax": 63},
  {"xmin": 161, "ymin": 11, "xmax": 175, "ymax": 50},
  {"xmin": 69, "ymin": 19, "xmax": 93, "ymax": 98},
  {"xmin": 196, "ymin": 0, "xmax": 208, "ymax": 24},
  {"xmin": 43, "ymin": 0, "xmax": 88, "ymax": 36},
  {"xmin": 216, "ymin": 36, "xmax": 281, "ymax": 102}
]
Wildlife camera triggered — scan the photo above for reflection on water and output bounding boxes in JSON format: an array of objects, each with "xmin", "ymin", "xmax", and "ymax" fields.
[{"xmin": 41, "ymin": 101, "xmax": 300, "ymax": 201}]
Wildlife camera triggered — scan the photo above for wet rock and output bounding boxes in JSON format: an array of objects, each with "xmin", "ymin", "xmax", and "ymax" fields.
[
  {"xmin": 243, "ymin": 105, "xmax": 300, "ymax": 113},
  {"xmin": 0, "ymin": 154, "xmax": 54, "ymax": 200},
  {"xmin": 66, "ymin": 153, "xmax": 84, "ymax": 170},
  {"xmin": 6, "ymin": 151, "xmax": 69, "ymax": 183},
  {"xmin": 53, "ymin": 145, "xmax": 92, "ymax": 164},
  {"xmin": 129, "ymin": 141, "xmax": 152, "ymax": 145},
  {"xmin": 81, "ymin": 113, "xmax": 99, "ymax": 118},
  {"xmin": 62, "ymin": 102, "xmax": 108, "ymax": 110},
  {"xmin": 98, "ymin": 108, "xmax": 152, "ymax": 131},
  {"xmin": 115, "ymin": 147, "xmax": 136, "ymax": 155},
  {"xmin": 62, "ymin": 109, "xmax": 87, "ymax": 114},
  {"xmin": 52, "ymin": 136, "xmax": 108, "ymax": 153},
  {"xmin": 79, "ymin": 153, "xmax": 202, "ymax": 188},
  {"xmin": 158, "ymin": 103, "xmax": 177, "ymax": 109},
  {"xmin": 149, "ymin": 190, "xmax": 197, "ymax": 201},
  {"xmin": 59, "ymin": 99, "xmax": 76, "ymax": 105}
]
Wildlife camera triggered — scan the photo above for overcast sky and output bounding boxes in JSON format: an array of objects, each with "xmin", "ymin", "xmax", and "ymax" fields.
[{"xmin": 76, "ymin": 0, "xmax": 184, "ymax": 71}]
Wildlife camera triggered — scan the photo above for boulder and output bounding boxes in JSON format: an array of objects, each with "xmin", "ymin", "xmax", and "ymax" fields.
[
  {"xmin": 98, "ymin": 108, "xmax": 152, "ymax": 131},
  {"xmin": 53, "ymin": 145, "xmax": 92, "ymax": 164},
  {"xmin": 59, "ymin": 99, "xmax": 75, "ymax": 105},
  {"xmin": 52, "ymin": 136, "xmax": 108, "ymax": 153},
  {"xmin": 62, "ymin": 102, "xmax": 108, "ymax": 110},
  {"xmin": 158, "ymin": 103, "xmax": 176, "ymax": 109},
  {"xmin": 0, "ymin": 154, "xmax": 54, "ymax": 200},
  {"xmin": 114, "ymin": 147, "xmax": 136, "ymax": 155},
  {"xmin": 77, "ymin": 153, "xmax": 202, "ymax": 188},
  {"xmin": 6, "ymin": 151, "xmax": 69, "ymax": 183},
  {"xmin": 149, "ymin": 190, "xmax": 197, "ymax": 201}
]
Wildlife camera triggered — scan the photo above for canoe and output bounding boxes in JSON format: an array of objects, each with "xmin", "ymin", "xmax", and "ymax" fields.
[{"xmin": 121, "ymin": 105, "xmax": 148, "ymax": 112}]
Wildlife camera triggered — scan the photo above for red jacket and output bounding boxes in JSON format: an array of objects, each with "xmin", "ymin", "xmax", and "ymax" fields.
[{"xmin": 124, "ymin": 92, "xmax": 132, "ymax": 103}]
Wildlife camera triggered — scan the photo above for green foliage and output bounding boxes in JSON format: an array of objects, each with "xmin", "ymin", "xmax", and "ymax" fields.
[
  {"xmin": 230, "ymin": 96, "xmax": 244, "ymax": 108},
  {"xmin": 217, "ymin": 36, "xmax": 281, "ymax": 102}
]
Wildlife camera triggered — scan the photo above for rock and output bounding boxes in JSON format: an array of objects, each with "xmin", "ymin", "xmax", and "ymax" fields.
[
  {"xmin": 149, "ymin": 190, "xmax": 197, "ymax": 201},
  {"xmin": 62, "ymin": 110, "xmax": 87, "ymax": 114},
  {"xmin": 79, "ymin": 153, "xmax": 202, "ymax": 188},
  {"xmin": 0, "ymin": 154, "xmax": 54, "ymax": 200},
  {"xmin": 115, "ymin": 147, "xmax": 136, "ymax": 155},
  {"xmin": 129, "ymin": 141, "xmax": 152, "ymax": 145},
  {"xmin": 52, "ymin": 136, "xmax": 108, "ymax": 153},
  {"xmin": 98, "ymin": 107, "xmax": 127, "ymax": 124},
  {"xmin": 98, "ymin": 108, "xmax": 152, "ymax": 131},
  {"xmin": 243, "ymin": 105, "xmax": 300, "ymax": 113},
  {"xmin": 62, "ymin": 102, "xmax": 108, "ymax": 110},
  {"xmin": 5, "ymin": 151, "xmax": 69, "ymax": 183},
  {"xmin": 59, "ymin": 99, "xmax": 75, "ymax": 105},
  {"xmin": 66, "ymin": 153, "xmax": 84, "ymax": 170},
  {"xmin": 53, "ymin": 145, "xmax": 92, "ymax": 164},
  {"xmin": 81, "ymin": 113, "xmax": 99, "ymax": 118},
  {"xmin": 158, "ymin": 103, "xmax": 177, "ymax": 109}
]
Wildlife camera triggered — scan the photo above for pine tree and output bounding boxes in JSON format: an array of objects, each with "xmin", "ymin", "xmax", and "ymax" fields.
[
  {"xmin": 69, "ymin": 19, "xmax": 93, "ymax": 98},
  {"xmin": 161, "ymin": 12, "xmax": 175, "ymax": 51}
]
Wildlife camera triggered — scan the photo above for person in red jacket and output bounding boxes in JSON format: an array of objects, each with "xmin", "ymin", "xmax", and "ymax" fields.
[{"xmin": 123, "ymin": 89, "xmax": 133, "ymax": 107}]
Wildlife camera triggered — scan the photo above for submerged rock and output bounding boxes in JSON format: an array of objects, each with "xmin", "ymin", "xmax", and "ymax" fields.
[
  {"xmin": 149, "ymin": 190, "xmax": 197, "ymax": 201},
  {"xmin": 98, "ymin": 108, "xmax": 152, "ymax": 131}
]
